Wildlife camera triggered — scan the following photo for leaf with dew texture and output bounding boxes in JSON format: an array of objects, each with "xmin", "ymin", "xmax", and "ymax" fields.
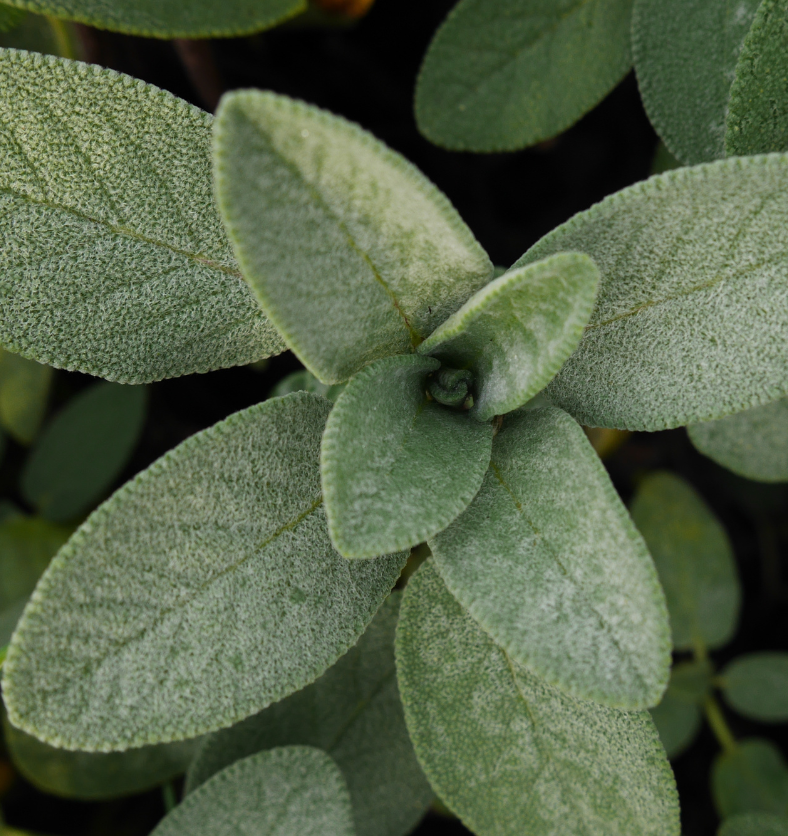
[
  {"xmin": 213, "ymin": 89, "xmax": 492, "ymax": 384},
  {"xmin": 712, "ymin": 739, "xmax": 788, "ymax": 818},
  {"xmin": 0, "ymin": 50, "xmax": 285, "ymax": 383},
  {"xmin": 2, "ymin": 393, "xmax": 406, "ymax": 751},
  {"xmin": 0, "ymin": 349, "xmax": 52, "ymax": 445},
  {"xmin": 721, "ymin": 653, "xmax": 788, "ymax": 722}
]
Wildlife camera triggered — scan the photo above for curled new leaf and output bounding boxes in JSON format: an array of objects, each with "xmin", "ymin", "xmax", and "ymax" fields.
[{"xmin": 2, "ymin": 393, "xmax": 405, "ymax": 751}]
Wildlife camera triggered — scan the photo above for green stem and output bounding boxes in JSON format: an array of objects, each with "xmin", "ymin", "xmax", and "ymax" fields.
[
  {"xmin": 161, "ymin": 782, "xmax": 178, "ymax": 813},
  {"xmin": 46, "ymin": 16, "xmax": 76, "ymax": 60},
  {"xmin": 704, "ymin": 695, "xmax": 737, "ymax": 755}
]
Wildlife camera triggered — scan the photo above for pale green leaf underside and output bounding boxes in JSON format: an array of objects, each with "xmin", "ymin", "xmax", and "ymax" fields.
[
  {"xmin": 213, "ymin": 89, "xmax": 492, "ymax": 384},
  {"xmin": 2, "ymin": 393, "xmax": 405, "ymax": 751},
  {"xmin": 688, "ymin": 397, "xmax": 788, "ymax": 483},
  {"xmin": 186, "ymin": 594, "xmax": 432, "ymax": 836},
  {"xmin": 720, "ymin": 814, "xmax": 788, "ymax": 836},
  {"xmin": 4, "ymin": 715, "xmax": 199, "ymax": 800},
  {"xmin": 632, "ymin": 0, "xmax": 761, "ymax": 165},
  {"xmin": 630, "ymin": 471, "xmax": 740, "ymax": 652},
  {"xmin": 418, "ymin": 253, "xmax": 599, "ymax": 422},
  {"xmin": 517, "ymin": 154, "xmax": 788, "ymax": 430},
  {"xmin": 154, "ymin": 747, "xmax": 354, "ymax": 836},
  {"xmin": 321, "ymin": 355, "xmax": 493, "ymax": 559},
  {"xmin": 649, "ymin": 694, "xmax": 701, "ymax": 760},
  {"xmin": 0, "ymin": 348, "xmax": 52, "ymax": 445},
  {"xmin": 415, "ymin": 0, "xmax": 634, "ymax": 152},
  {"xmin": 0, "ymin": 50, "xmax": 285, "ymax": 384},
  {"xmin": 0, "ymin": 0, "xmax": 304, "ymax": 38},
  {"xmin": 712, "ymin": 739, "xmax": 788, "ymax": 818},
  {"xmin": 726, "ymin": 0, "xmax": 788, "ymax": 157},
  {"xmin": 21, "ymin": 382, "xmax": 148, "ymax": 522},
  {"xmin": 396, "ymin": 561, "xmax": 680, "ymax": 836},
  {"xmin": 430, "ymin": 406, "xmax": 669, "ymax": 709},
  {"xmin": 721, "ymin": 653, "xmax": 788, "ymax": 722}
]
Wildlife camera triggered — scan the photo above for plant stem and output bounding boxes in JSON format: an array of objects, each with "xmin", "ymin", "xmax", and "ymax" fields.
[
  {"xmin": 161, "ymin": 782, "xmax": 178, "ymax": 813},
  {"xmin": 704, "ymin": 695, "xmax": 737, "ymax": 755},
  {"xmin": 46, "ymin": 16, "xmax": 77, "ymax": 60}
]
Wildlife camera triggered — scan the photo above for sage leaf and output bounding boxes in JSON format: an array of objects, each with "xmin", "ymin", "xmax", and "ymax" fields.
[
  {"xmin": 688, "ymin": 398, "xmax": 788, "ymax": 483},
  {"xmin": 0, "ymin": 599, "xmax": 27, "ymax": 647},
  {"xmin": 429, "ymin": 406, "xmax": 669, "ymax": 709},
  {"xmin": 517, "ymin": 155, "xmax": 788, "ymax": 430},
  {"xmin": 153, "ymin": 747, "xmax": 354, "ymax": 836},
  {"xmin": 270, "ymin": 369, "xmax": 346, "ymax": 403},
  {"xmin": 720, "ymin": 814, "xmax": 788, "ymax": 836},
  {"xmin": 0, "ymin": 0, "xmax": 304, "ymax": 37},
  {"xmin": 668, "ymin": 658, "xmax": 714, "ymax": 704},
  {"xmin": 649, "ymin": 694, "xmax": 701, "ymax": 761},
  {"xmin": 414, "ymin": 0, "xmax": 634, "ymax": 152},
  {"xmin": 726, "ymin": 0, "xmax": 788, "ymax": 157},
  {"xmin": 321, "ymin": 355, "xmax": 493, "ymax": 559},
  {"xmin": 418, "ymin": 253, "xmax": 599, "ymax": 422},
  {"xmin": 213, "ymin": 89, "xmax": 492, "ymax": 384},
  {"xmin": 396, "ymin": 561, "xmax": 681, "ymax": 836},
  {"xmin": 186, "ymin": 593, "xmax": 432, "ymax": 836},
  {"xmin": 630, "ymin": 472, "xmax": 740, "ymax": 651},
  {"xmin": 21, "ymin": 382, "xmax": 147, "ymax": 523},
  {"xmin": 0, "ymin": 349, "xmax": 52, "ymax": 445},
  {"xmin": 2, "ymin": 393, "xmax": 406, "ymax": 751},
  {"xmin": 721, "ymin": 653, "xmax": 788, "ymax": 722},
  {"xmin": 632, "ymin": 0, "xmax": 761, "ymax": 164},
  {"xmin": 3, "ymin": 715, "xmax": 199, "ymax": 800},
  {"xmin": 0, "ymin": 50, "xmax": 285, "ymax": 384},
  {"xmin": 712, "ymin": 739, "xmax": 788, "ymax": 818}
]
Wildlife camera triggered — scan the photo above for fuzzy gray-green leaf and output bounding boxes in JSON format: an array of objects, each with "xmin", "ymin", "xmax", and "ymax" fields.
[
  {"xmin": 396, "ymin": 561, "xmax": 680, "ymax": 836},
  {"xmin": 415, "ymin": 0, "xmax": 634, "ymax": 152},
  {"xmin": 726, "ymin": 0, "xmax": 788, "ymax": 157},
  {"xmin": 712, "ymin": 739, "xmax": 788, "ymax": 818},
  {"xmin": 721, "ymin": 653, "xmax": 788, "ymax": 722},
  {"xmin": 430, "ymin": 406, "xmax": 669, "ymax": 708},
  {"xmin": 153, "ymin": 747, "xmax": 354, "ymax": 836},
  {"xmin": 0, "ymin": 349, "xmax": 52, "ymax": 445},
  {"xmin": 321, "ymin": 354, "xmax": 493, "ymax": 559},
  {"xmin": 720, "ymin": 814, "xmax": 788, "ymax": 836},
  {"xmin": 632, "ymin": 0, "xmax": 761, "ymax": 164},
  {"xmin": 186, "ymin": 593, "xmax": 432, "ymax": 836},
  {"xmin": 213, "ymin": 89, "xmax": 492, "ymax": 384},
  {"xmin": 2, "ymin": 393, "xmax": 405, "ymax": 751},
  {"xmin": 516, "ymin": 155, "xmax": 788, "ymax": 430},
  {"xmin": 0, "ymin": 50, "xmax": 285, "ymax": 384},
  {"xmin": 418, "ymin": 253, "xmax": 599, "ymax": 422}
]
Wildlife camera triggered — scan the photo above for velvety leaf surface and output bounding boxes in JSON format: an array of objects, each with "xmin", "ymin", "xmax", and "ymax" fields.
[
  {"xmin": 720, "ymin": 814, "xmax": 788, "ymax": 836},
  {"xmin": 418, "ymin": 253, "xmax": 599, "ymax": 421},
  {"xmin": 0, "ymin": 0, "xmax": 304, "ymax": 37},
  {"xmin": 321, "ymin": 355, "xmax": 493, "ymax": 559},
  {"xmin": 186, "ymin": 594, "xmax": 432, "ymax": 836},
  {"xmin": 153, "ymin": 747, "xmax": 354, "ymax": 836},
  {"xmin": 516, "ymin": 155, "xmax": 788, "ymax": 430},
  {"xmin": 630, "ymin": 472, "xmax": 740, "ymax": 651},
  {"xmin": 649, "ymin": 694, "xmax": 701, "ymax": 761},
  {"xmin": 415, "ymin": 0, "xmax": 634, "ymax": 152},
  {"xmin": 721, "ymin": 653, "xmax": 788, "ymax": 722},
  {"xmin": 726, "ymin": 0, "xmax": 788, "ymax": 157},
  {"xmin": 632, "ymin": 0, "xmax": 760, "ymax": 164},
  {"xmin": 2, "ymin": 393, "xmax": 406, "ymax": 751},
  {"xmin": 3, "ymin": 716, "xmax": 198, "ymax": 800},
  {"xmin": 214, "ymin": 89, "xmax": 492, "ymax": 384},
  {"xmin": 0, "ymin": 50, "xmax": 285, "ymax": 384},
  {"xmin": 21, "ymin": 382, "xmax": 147, "ymax": 522},
  {"xmin": 396, "ymin": 561, "xmax": 680, "ymax": 836},
  {"xmin": 429, "ymin": 406, "xmax": 669, "ymax": 709},
  {"xmin": 688, "ymin": 398, "xmax": 788, "ymax": 483},
  {"xmin": 0, "ymin": 349, "xmax": 52, "ymax": 445},
  {"xmin": 712, "ymin": 739, "xmax": 788, "ymax": 818}
]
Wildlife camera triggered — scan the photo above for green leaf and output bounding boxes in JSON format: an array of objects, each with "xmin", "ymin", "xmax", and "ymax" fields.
[
  {"xmin": 414, "ymin": 0, "xmax": 634, "ymax": 152},
  {"xmin": 516, "ymin": 155, "xmax": 788, "ymax": 430},
  {"xmin": 0, "ymin": 349, "xmax": 52, "ymax": 445},
  {"xmin": 726, "ymin": 0, "xmax": 788, "ymax": 157},
  {"xmin": 153, "ymin": 747, "xmax": 354, "ymax": 836},
  {"xmin": 630, "ymin": 472, "xmax": 740, "ymax": 651},
  {"xmin": 649, "ymin": 694, "xmax": 701, "ymax": 761},
  {"xmin": 0, "ymin": 50, "xmax": 285, "ymax": 384},
  {"xmin": 719, "ymin": 814, "xmax": 788, "ymax": 836},
  {"xmin": 21, "ymin": 382, "xmax": 148, "ymax": 523},
  {"xmin": 668, "ymin": 658, "xmax": 714, "ymax": 704},
  {"xmin": 396, "ymin": 561, "xmax": 681, "ymax": 836},
  {"xmin": 0, "ymin": 0, "xmax": 305, "ymax": 37},
  {"xmin": 688, "ymin": 398, "xmax": 788, "ymax": 483},
  {"xmin": 213, "ymin": 89, "xmax": 492, "ymax": 384},
  {"xmin": 721, "ymin": 653, "xmax": 788, "ymax": 722},
  {"xmin": 0, "ymin": 4, "xmax": 25, "ymax": 32},
  {"xmin": 0, "ymin": 13, "xmax": 80, "ymax": 58},
  {"xmin": 0, "ymin": 599, "xmax": 27, "ymax": 646},
  {"xmin": 321, "ymin": 354, "xmax": 493, "ymax": 559},
  {"xmin": 186, "ymin": 593, "xmax": 432, "ymax": 836},
  {"xmin": 632, "ymin": 0, "xmax": 761, "ymax": 164},
  {"xmin": 2, "ymin": 393, "xmax": 406, "ymax": 751},
  {"xmin": 712, "ymin": 739, "xmax": 788, "ymax": 818},
  {"xmin": 417, "ymin": 253, "xmax": 599, "ymax": 422},
  {"xmin": 429, "ymin": 406, "xmax": 669, "ymax": 709},
  {"xmin": 269, "ymin": 370, "xmax": 345, "ymax": 403},
  {"xmin": 3, "ymin": 715, "xmax": 198, "ymax": 800}
]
